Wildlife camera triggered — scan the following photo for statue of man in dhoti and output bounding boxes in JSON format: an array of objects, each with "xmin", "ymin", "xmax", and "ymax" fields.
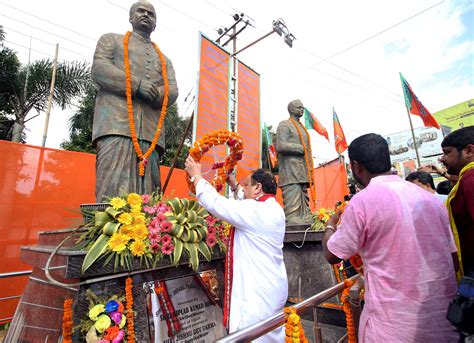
[
  {"xmin": 276, "ymin": 99, "xmax": 313, "ymax": 225},
  {"xmin": 91, "ymin": 1, "xmax": 179, "ymax": 202}
]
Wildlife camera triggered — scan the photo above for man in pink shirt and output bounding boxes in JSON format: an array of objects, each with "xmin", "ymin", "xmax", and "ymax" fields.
[{"xmin": 322, "ymin": 133, "xmax": 458, "ymax": 342}]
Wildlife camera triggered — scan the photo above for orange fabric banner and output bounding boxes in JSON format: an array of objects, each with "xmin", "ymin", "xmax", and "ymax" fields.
[
  {"xmin": 194, "ymin": 34, "xmax": 230, "ymax": 186},
  {"xmin": 312, "ymin": 158, "xmax": 350, "ymax": 210},
  {"xmin": 236, "ymin": 61, "xmax": 261, "ymax": 182},
  {"xmin": 0, "ymin": 140, "xmax": 192, "ymax": 322}
]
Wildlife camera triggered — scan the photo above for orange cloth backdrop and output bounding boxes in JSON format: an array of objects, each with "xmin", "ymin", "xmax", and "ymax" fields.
[
  {"xmin": 0, "ymin": 140, "xmax": 189, "ymax": 322},
  {"xmin": 311, "ymin": 158, "xmax": 350, "ymax": 210}
]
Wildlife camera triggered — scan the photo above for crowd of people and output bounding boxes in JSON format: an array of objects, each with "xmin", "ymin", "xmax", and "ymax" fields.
[{"xmin": 184, "ymin": 126, "xmax": 473, "ymax": 342}]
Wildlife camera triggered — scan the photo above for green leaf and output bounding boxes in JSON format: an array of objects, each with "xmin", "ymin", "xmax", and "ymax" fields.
[
  {"xmin": 184, "ymin": 242, "xmax": 199, "ymax": 271},
  {"xmin": 105, "ymin": 207, "xmax": 123, "ymax": 219},
  {"xmin": 172, "ymin": 238, "xmax": 184, "ymax": 265},
  {"xmin": 102, "ymin": 222, "xmax": 121, "ymax": 236},
  {"xmin": 95, "ymin": 211, "xmax": 112, "ymax": 226},
  {"xmin": 81, "ymin": 234, "xmax": 110, "ymax": 273},
  {"xmin": 197, "ymin": 241, "xmax": 211, "ymax": 262}
]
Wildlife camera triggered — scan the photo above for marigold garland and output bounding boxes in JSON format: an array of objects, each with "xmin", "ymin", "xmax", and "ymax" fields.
[
  {"xmin": 341, "ymin": 279, "xmax": 357, "ymax": 343},
  {"xmin": 289, "ymin": 117, "xmax": 316, "ymax": 206},
  {"xmin": 284, "ymin": 307, "xmax": 308, "ymax": 343},
  {"xmin": 62, "ymin": 298, "xmax": 74, "ymax": 343},
  {"xmin": 124, "ymin": 31, "xmax": 170, "ymax": 176},
  {"xmin": 188, "ymin": 130, "xmax": 244, "ymax": 193},
  {"xmin": 125, "ymin": 277, "xmax": 135, "ymax": 343}
]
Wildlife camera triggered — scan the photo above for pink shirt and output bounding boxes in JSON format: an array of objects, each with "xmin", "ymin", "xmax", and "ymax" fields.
[{"xmin": 328, "ymin": 175, "xmax": 458, "ymax": 342}]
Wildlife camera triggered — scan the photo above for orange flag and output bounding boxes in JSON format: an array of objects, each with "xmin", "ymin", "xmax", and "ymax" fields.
[{"xmin": 333, "ymin": 108, "xmax": 348, "ymax": 155}]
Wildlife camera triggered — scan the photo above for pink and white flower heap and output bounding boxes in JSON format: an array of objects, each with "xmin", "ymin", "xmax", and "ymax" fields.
[{"xmin": 143, "ymin": 198, "xmax": 175, "ymax": 256}]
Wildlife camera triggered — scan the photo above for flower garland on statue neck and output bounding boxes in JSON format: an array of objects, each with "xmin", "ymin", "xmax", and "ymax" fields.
[
  {"xmin": 124, "ymin": 31, "xmax": 169, "ymax": 177},
  {"xmin": 289, "ymin": 117, "xmax": 316, "ymax": 206}
]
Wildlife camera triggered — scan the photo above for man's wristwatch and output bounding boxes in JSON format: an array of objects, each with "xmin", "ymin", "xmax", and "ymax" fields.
[{"xmin": 190, "ymin": 175, "xmax": 200, "ymax": 183}]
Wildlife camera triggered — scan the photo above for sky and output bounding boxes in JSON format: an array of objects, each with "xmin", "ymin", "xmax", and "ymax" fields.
[{"xmin": 1, "ymin": 0, "xmax": 473, "ymax": 164}]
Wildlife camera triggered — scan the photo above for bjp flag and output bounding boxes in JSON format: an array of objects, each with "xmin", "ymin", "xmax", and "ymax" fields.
[{"xmin": 333, "ymin": 108, "xmax": 348, "ymax": 155}]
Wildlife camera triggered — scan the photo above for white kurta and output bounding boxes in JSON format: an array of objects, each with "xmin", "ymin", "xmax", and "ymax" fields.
[{"xmin": 196, "ymin": 179, "xmax": 288, "ymax": 342}]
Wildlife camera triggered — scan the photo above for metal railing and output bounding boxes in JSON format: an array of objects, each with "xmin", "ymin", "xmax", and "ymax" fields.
[{"xmin": 216, "ymin": 274, "xmax": 361, "ymax": 342}]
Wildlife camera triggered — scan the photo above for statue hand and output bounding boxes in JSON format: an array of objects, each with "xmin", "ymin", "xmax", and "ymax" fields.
[{"xmin": 137, "ymin": 80, "xmax": 159, "ymax": 103}]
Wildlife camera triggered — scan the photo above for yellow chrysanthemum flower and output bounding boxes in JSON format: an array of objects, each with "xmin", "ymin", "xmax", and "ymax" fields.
[
  {"xmin": 127, "ymin": 193, "xmax": 142, "ymax": 206},
  {"xmin": 130, "ymin": 224, "xmax": 148, "ymax": 241},
  {"xmin": 132, "ymin": 213, "xmax": 146, "ymax": 226},
  {"xmin": 118, "ymin": 212, "xmax": 133, "ymax": 225},
  {"xmin": 120, "ymin": 224, "xmax": 134, "ymax": 237},
  {"xmin": 130, "ymin": 240, "xmax": 146, "ymax": 257},
  {"xmin": 130, "ymin": 204, "xmax": 142, "ymax": 215},
  {"xmin": 110, "ymin": 197, "xmax": 127, "ymax": 210},
  {"xmin": 108, "ymin": 233, "xmax": 130, "ymax": 252}
]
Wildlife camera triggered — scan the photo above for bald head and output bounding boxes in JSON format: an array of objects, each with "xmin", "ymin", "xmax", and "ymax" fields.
[
  {"xmin": 129, "ymin": 1, "xmax": 156, "ymax": 34},
  {"xmin": 288, "ymin": 99, "xmax": 304, "ymax": 119}
]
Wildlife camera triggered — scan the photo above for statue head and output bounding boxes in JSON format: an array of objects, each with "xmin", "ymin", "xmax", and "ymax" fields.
[
  {"xmin": 129, "ymin": 1, "xmax": 156, "ymax": 34},
  {"xmin": 287, "ymin": 99, "xmax": 304, "ymax": 119}
]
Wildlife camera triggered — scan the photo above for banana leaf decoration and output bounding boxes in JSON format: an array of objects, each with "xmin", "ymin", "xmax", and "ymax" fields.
[
  {"xmin": 166, "ymin": 198, "xmax": 209, "ymax": 271},
  {"xmin": 81, "ymin": 207, "xmax": 123, "ymax": 273}
]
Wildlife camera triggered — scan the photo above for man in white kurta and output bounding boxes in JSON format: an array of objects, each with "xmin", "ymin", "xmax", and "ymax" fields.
[{"xmin": 185, "ymin": 156, "xmax": 288, "ymax": 342}]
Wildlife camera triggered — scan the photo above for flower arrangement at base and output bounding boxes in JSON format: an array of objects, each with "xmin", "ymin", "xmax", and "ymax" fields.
[
  {"xmin": 77, "ymin": 290, "xmax": 129, "ymax": 343},
  {"xmin": 78, "ymin": 192, "xmax": 230, "ymax": 273},
  {"xmin": 188, "ymin": 130, "xmax": 244, "ymax": 193},
  {"xmin": 310, "ymin": 208, "xmax": 334, "ymax": 231},
  {"xmin": 284, "ymin": 307, "xmax": 308, "ymax": 343}
]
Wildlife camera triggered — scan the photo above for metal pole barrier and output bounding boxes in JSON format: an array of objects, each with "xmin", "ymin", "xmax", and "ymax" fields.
[{"xmin": 216, "ymin": 274, "xmax": 360, "ymax": 342}]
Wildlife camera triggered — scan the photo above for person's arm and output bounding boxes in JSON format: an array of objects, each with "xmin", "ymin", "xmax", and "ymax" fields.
[
  {"xmin": 91, "ymin": 33, "xmax": 141, "ymax": 97},
  {"xmin": 323, "ymin": 200, "xmax": 366, "ymax": 264},
  {"xmin": 322, "ymin": 212, "xmax": 342, "ymax": 264},
  {"xmin": 185, "ymin": 156, "xmax": 259, "ymax": 229},
  {"xmin": 275, "ymin": 124, "xmax": 304, "ymax": 156}
]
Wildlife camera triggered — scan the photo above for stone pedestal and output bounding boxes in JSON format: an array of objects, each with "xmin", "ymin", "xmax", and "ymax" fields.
[
  {"xmin": 284, "ymin": 224, "xmax": 349, "ymax": 341},
  {"xmin": 6, "ymin": 228, "xmax": 225, "ymax": 342}
]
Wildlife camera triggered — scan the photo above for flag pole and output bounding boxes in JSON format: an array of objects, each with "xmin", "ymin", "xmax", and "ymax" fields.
[{"xmin": 405, "ymin": 106, "xmax": 421, "ymax": 168}]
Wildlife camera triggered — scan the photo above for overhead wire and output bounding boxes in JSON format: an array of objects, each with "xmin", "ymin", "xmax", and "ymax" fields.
[
  {"xmin": 0, "ymin": 13, "xmax": 95, "ymax": 51},
  {"xmin": 0, "ymin": 1, "xmax": 97, "ymax": 42},
  {"xmin": 3, "ymin": 26, "xmax": 90, "ymax": 60}
]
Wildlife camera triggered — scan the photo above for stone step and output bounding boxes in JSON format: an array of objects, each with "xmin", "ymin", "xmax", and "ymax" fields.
[
  {"xmin": 37, "ymin": 228, "xmax": 85, "ymax": 248},
  {"xmin": 5, "ymin": 267, "xmax": 77, "ymax": 343}
]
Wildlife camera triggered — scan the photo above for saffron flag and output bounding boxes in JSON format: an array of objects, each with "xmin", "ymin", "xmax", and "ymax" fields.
[
  {"xmin": 333, "ymin": 108, "xmax": 348, "ymax": 155},
  {"xmin": 263, "ymin": 123, "xmax": 278, "ymax": 168},
  {"xmin": 303, "ymin": 108, "xmax": 329, "ymax": 141},
  {"xmin": 399, "ymin": 73, "xmax": 440, "ymax": 129}
]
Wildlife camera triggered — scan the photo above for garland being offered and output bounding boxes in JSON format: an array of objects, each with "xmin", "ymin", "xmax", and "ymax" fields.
[
  {"xmin": 124, "ymin": 31, "xmax": 170, "ymax": 176},
  {"xmin": 188, "ymin": 130, "xmax": 244, "ymax": 193},
  {"xmin": 289, "ymin": 117, "xmax": 316, "ymax": 206},
  {"xmin": 62, "ymin": 298, "xmax": 74, "ymax": 343}
]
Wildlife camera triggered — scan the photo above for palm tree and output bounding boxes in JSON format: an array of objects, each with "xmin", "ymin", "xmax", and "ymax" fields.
[{"xmin": 0, "ymin": 31, "xmax": 91, "ymax": 142}]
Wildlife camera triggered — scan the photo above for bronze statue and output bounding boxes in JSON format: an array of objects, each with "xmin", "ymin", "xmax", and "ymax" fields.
[
  {"xmin": 91, "ymin": 1, "xmax": 179, "ymax": 201},
  {"xmin": 275, "ymin": 99, "xmax": 313, "ymax": 225}
]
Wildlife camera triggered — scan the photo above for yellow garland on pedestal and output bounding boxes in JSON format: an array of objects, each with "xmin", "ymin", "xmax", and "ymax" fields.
[{"xmin": 284, "ymin": 307, "xmax": 308, "ymax": 343}]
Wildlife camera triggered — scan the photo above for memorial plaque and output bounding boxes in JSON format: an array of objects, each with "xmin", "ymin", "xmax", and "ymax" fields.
[{"xmin": 144, "ymin": 270, "xmax": 227, "ymax": 342}]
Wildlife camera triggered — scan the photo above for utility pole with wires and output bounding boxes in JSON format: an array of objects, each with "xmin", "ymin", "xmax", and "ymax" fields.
[{"xmin": 216, "ymin": 13, "xmax": 252, "ymax": 131}]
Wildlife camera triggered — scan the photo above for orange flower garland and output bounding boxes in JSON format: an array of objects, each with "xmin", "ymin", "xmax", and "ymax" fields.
[
  {"xmin": 62, "ymin": 298, "xmax": 74, "ymax": 343},
  {"xmin": 188, "ymin": 130, "xmax": 244, "ymax": 193},
  {"xmin": 341, "ymin": 279, "xmax": 357, "ymax": 343},
  {"xmin": 289, "ymin": 118, "xmax": 316, "ymax": 206},
  {"xmin": 284, "ymin": 307, "xmax": 308, "ymax": 343},
  {"xmin": 124, "ymin": 31, "xmax": 170, "ymax": 176},
  {"xmin": 125, "ymin": 277, "xmax": 135, "ymax": 342}
]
